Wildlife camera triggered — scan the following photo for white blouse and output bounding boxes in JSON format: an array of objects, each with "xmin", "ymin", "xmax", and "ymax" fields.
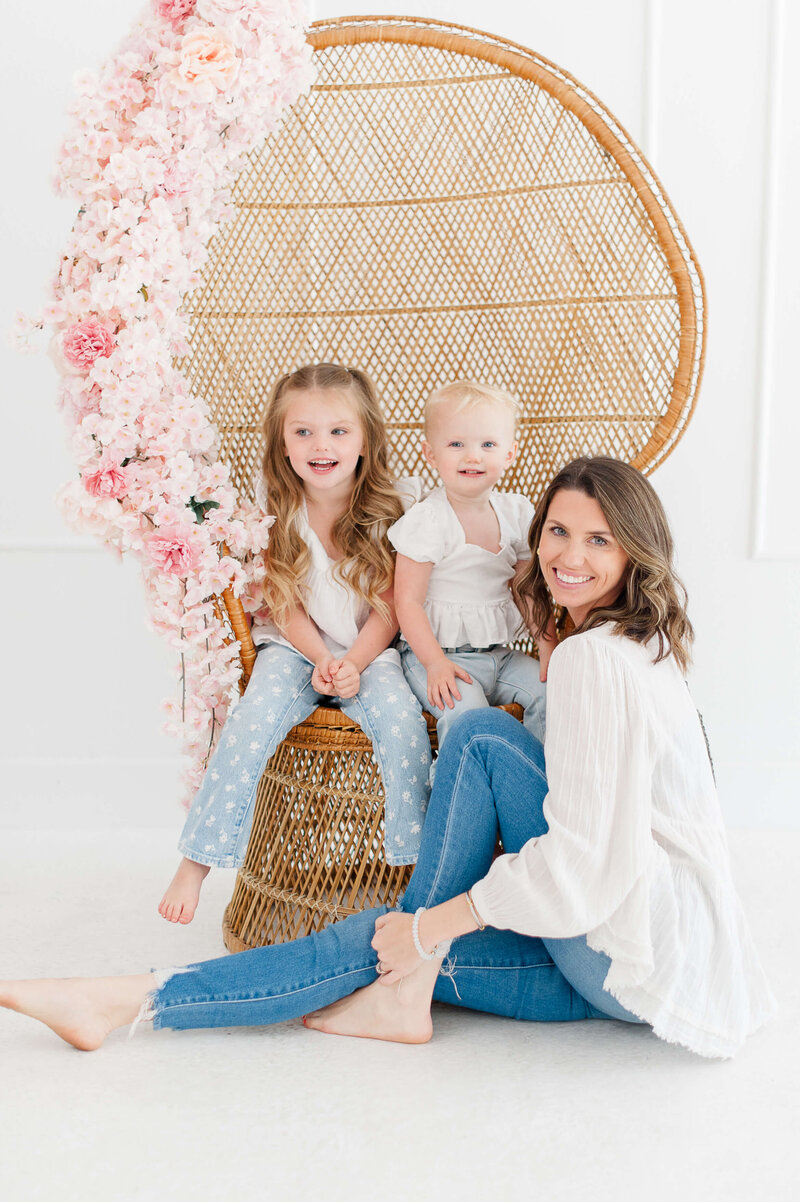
[
  {"xmin": 387, "ymin": 486, "xmax": 535, "ymax": 649},
  {"xmin": 470, "ymin": 624, "xmax": 777, "ymax": 1058},
  {"xmin": 250, "ymin": 499, "xmax": 400, "ymax": 666}
]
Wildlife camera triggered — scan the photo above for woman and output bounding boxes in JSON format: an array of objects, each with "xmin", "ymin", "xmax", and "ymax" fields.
[{"xmin": 0, "ymin": 458, "xmax": 775, "ymax": 1058}]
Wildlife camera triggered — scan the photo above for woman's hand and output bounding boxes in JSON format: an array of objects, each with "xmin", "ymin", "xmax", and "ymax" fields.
[
  {"xmin": 311, "ymin": 656, "xmax": 337, "ymax": 695},
  {"xmin": 371, "ymin": 912, "xmax": 422, "ymax": 985},
  {"xmin": 426, "ymin": 655, "xmax": 473, "ymax": 710},
  {"xmin": 330, "ymin": 657, "xmax": 360, "ymax": 699}
]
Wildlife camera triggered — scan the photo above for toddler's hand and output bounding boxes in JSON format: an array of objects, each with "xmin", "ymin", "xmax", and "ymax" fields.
[
  {"xmin": 426, "ymin": 656, "xmax": 472, "ymax": 711},
  {"xmin": 330, "ymin": 658, "xmax": 360, "ymax": 699},
  {"xmin": 312, "ymin": 656, "xmax": 337, "ymax": 696}
]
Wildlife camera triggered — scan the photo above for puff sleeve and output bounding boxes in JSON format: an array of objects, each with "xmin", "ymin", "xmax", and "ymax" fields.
[
  {"xmin": 388, "ymin": 496, "xmax": 449, "ymax": 564},
  {"xmin": 502, "ymin": 491, "xmax": 536, "ymax": 560}
]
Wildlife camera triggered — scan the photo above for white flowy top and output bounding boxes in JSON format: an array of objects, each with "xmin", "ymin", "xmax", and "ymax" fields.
[
  {"xmin": 250, "ymin": 498, "xmax": 400, "ymax": 666},
  {"xmin": 387, "ymin": 486, "xmax": 535, "ymax": 648},
  {"xmin": 470, "ymin": 624, "xmax": 777, "ymax": 1058}
]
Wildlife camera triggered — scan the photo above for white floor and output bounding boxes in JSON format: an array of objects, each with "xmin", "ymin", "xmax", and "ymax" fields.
[{"xmin": 0, "ymin": 829, "xmax": 797, "ymax": 1202}]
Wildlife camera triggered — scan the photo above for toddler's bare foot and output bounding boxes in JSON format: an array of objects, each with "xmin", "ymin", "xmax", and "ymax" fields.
[
  {"xmin": 304, "ymin": 971, "xmax": 436, "ymax": 1044},
  {"xmin": 158, "ymin": 858, "xmax": 210, "ymax": 924},
  {"xmin": 0, "ymin": 974, "xmax": 154, "ymax": 1051}
]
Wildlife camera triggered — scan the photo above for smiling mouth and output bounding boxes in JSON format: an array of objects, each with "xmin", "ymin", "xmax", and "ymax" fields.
[
  {"xmin": 308, "ymin": 459, "xmax": 338, "ymax": 473},
  {"xmin": 553, "ymin": 568, "xmax": 593, "ymax": 585},
  {"xmin": 459, "ymin": 469, "xmax": 485, "ymax": 476}
]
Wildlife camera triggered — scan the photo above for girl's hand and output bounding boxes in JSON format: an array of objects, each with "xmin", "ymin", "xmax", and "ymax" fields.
[
  {"xmin": 371, "ymin": 912, "xmax": 421, "ymax": 985},
  {"xmin": 330, "ymin": 658, "xmax": 360, "ymax": 699},
  {"xmin": 426, "ymin": 655, "xmax": 473, "ymax": 711},
  {"xmin": 311, "ymin": 656, "xmax": 337, "ymax": 695}
]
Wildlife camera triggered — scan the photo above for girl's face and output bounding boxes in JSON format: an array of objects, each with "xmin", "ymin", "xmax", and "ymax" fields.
[
  {"xmin": 538, "ymin": 488, "xmax": 629, "ymax": 625},
  {"xmin": 423, "ymin": 399, "xmax": 517, "ymax": 498},
  {"xmin": 282, "ymin": 388, "xmax": 365, "ymax": 497}
]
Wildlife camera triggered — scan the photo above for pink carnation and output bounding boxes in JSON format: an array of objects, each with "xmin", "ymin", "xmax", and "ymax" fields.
[
  {"xmin": 148, "ymin": 525, "xmax": 202, "ymax": 576},
  {"xmin": 61, "ymin": 319, "xmax": 115, "ymax": 371},
  {"xmin": 154, "ymin": 0, "xmax": 196, "ymax": 23},
  {"xmin": 83, "ymin": 455, "xmax": 128, "ymax": 499}
]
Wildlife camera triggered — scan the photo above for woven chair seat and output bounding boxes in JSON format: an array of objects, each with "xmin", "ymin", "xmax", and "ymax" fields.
[{"xmin": 182, "ymin": 15, "xmax": 705, "ymax": 950}]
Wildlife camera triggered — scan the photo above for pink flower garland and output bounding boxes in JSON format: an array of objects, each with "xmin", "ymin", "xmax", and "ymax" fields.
[{"xmin": 27, "ymin": 0, "xmax": 314, "ymax": 802}]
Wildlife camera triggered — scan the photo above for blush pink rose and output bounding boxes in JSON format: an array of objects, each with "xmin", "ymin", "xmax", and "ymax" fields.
[
  {"xmin": 172, "ymin": 27, "xmax": 239, "ymax": 93},
  {"xmin": 148, "ymin": 525, "xmax": 202, "ymax": 576},
  {"xmin": 83, "ymin": 455, "xmax": 128, "ymax": 499},
  {"xmin": 61, "ymin": 319, "xmax": 115, "ymax": 372},
  {"xmin": 154, "ymin": 0, "xmax": 196, "ymax": 23}
]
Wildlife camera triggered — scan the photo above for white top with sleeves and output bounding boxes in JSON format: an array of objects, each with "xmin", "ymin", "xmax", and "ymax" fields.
[
  {"xmin": 250, "ymin": 479, "xmax": 421, "ymax": 667},
  {"xmin": 469, "ymin": 623, "xmax": 777, "ymax": 1058},
  {"xmin": 387, "ymin": 485, "xmax": 535, "ymax": 649}
]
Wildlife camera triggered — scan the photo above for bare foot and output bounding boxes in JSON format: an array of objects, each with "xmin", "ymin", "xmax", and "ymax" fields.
[
  {"xmin": 304, "ymin": 970, "xmax": 437, "ymax": 1044},
  {"xmin": 158, "ymin": 858, "xmax": 210, "ymax": 924},
  {"xmin": 0, "ymin": 974, "xmax": 155, "ymax": 1051}
]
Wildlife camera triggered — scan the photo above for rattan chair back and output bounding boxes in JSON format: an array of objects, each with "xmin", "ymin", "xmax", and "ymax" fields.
[{"xmin": 182, "ymin": 15, "xmax": 705, "ymax": 509}]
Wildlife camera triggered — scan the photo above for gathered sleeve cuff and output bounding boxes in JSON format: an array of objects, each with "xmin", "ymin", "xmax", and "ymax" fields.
[{"xmin": 470, "ymin": 634, "xmax": 653, "ymax": 940}]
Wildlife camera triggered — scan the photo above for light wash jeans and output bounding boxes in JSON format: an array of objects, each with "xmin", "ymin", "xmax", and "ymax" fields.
[
  {"xmin": 178, "ymin": 641, "xmax": 431, "ymax": 868},
  {"xmin": 400, "ymin": 641, "xmax": 547, "ymax": 750},
  {"xmin": 152, "ymin": 709, "xmax": 644, "ymax": 1031}
]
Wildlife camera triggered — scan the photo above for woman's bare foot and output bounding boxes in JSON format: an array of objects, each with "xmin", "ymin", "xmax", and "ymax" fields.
[
  {"xmin": 0, "ymin": 974, "xmax": 155, "ymax": 1051},
  {"xmin": 158, "ymin": 858, "xmax": 210, "ymax": 924},
  {"xmin": 304, "ymin": 962, "xmax": 439, "ymax": 1044}
]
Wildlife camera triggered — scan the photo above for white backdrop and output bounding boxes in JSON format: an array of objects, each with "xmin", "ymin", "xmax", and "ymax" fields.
[{"xmin": 2, "ymin": 0, "xmax": 798, "ymax": 831}]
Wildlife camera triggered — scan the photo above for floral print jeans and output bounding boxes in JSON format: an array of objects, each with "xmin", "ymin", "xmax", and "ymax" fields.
[{"xmin": 177, "ymin": 641, "xmax": 432, "ymax": 868}]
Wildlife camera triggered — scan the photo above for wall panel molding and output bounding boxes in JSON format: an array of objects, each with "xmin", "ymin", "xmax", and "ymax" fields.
[{"xmin": 751, "ymin": 0, "xmax": 799, "ymax": 561}]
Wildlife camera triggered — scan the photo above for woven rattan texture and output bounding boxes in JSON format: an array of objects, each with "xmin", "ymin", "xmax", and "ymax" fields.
[
  {"xmin": 181, "ymin": 17, "xmax": 704, "ymax": 506},
  {"xmin": 223, "ymin": 709, "xmax": 416, "ymax": 950}
]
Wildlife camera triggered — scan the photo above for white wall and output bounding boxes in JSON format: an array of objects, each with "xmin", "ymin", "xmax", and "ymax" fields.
[{"xmin": 2, "ymin": 0, "xmax": 798, "ymax": 831}]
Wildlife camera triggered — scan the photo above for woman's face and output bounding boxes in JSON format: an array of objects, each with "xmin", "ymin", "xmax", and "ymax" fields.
[
  {"xmin": 538, "ymin": 488, "xmax": 629, "ymax": 625},
  {"xmin": 282, "ymin": 387, "xmax": 364, "ymax": 499}
]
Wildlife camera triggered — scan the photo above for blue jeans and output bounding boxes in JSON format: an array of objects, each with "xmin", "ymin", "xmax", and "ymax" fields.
[
  {"xmin": 178, "ymin": 642, "xmax": 431, "ymax": 867},
  {"xmin": 400, "ymin": 642, "xmax": 547, "ymax": 751},
  {"xmin": 152, "ymin": 710, "xmax": 643, "ymax": 1031}
]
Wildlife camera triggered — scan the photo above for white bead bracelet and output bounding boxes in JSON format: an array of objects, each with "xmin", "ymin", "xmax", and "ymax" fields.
[{"xmin": 412, "ymin": 907, "xmax": 449, "ymax": 960}]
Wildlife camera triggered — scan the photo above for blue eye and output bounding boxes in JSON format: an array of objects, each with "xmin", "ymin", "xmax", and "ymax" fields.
[
  {"xmin": 482, "ymin": 441, "xmax": 496, "ymax": 448},
  {"xmin": 295, "ymin": 428, "xmax": 309, "ymax": 437},
  {"xmin": 331, "ymin": 428, "xmax": 348, "ymax": 436},
  {"xmin": 448, "ymin": 440, "xmax": 463, "ymax": 448},
  {"xmin": 590, "ymin": 536, "xmax": 608, "ymax": 546},
  {"xmin": 550, "ymin": 525, "xmax": 567, "ymax": 537}
]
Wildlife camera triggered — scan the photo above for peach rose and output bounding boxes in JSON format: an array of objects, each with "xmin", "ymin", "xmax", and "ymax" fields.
[{"xmin": 172, "ymin": 27, "xmax": 239, "ymax": 96}]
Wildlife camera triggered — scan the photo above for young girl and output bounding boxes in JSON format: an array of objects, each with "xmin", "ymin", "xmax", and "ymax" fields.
[
  {"xmin": 159, "ymin": 363, "xmax": 432, "ymax": 924},
  {"xmin": 389, "ymin": 381, "xmax": 555, "ymax": 755}
]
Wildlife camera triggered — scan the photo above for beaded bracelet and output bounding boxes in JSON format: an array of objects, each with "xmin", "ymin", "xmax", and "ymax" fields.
[
  {"xmin": 465, "ymin": 889, "xmax": 486, "ymax": 931},
  {"xmin": 412, "ymin": 907, "xmax": 449, "ymax": 961}
]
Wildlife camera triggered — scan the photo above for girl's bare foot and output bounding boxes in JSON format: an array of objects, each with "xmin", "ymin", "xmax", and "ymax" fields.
[
  {"xmin": 304, "ymin": 962, "xmax": 439, "ymax": 1044},
  {"xmin": 158, "ymin": 858, "xmax": 210, "ymax": 924},
  {"xmin": 0, "ymin": 974, "xmax": 155, "ymax": 1051}
]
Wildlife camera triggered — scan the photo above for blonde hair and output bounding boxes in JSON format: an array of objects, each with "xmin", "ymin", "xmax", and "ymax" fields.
[
  {"xmin": 514, "ymin": 457, "xmax": 694, "ymax": 672},
  {"xmin": 260, "ymin": 363, "xmax": 403, "ymax": 630},
  {"xmin": 424, "ymin": 379, "xmax": 519, "ymax": 436}
]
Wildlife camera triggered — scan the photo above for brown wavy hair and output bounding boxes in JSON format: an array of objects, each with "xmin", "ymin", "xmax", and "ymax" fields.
[
  {"xmin": 260, "ymin": 363, "xmax": 403, "ymax": 630},
  {"xmin": 514, "ymin": 457, "xmax": 694, "ymax": 671}
]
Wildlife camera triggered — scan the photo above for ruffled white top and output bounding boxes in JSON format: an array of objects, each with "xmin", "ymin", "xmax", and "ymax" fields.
[
  {"xmin": 470, "ymin": 624, "xmax": 777, "ymax": 1058},
  {"xmin": 387, "ymin": 485, "xmax": 535, "ymax": 649},
  {"xmin": 250, "ymin": 480, "xmax": 421, "ymax": 667}
]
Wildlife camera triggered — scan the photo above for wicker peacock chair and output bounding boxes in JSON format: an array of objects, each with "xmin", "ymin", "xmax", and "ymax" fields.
[{"xmin": 180, "ymin": 16, "xmax": 706, "ymax": 952}]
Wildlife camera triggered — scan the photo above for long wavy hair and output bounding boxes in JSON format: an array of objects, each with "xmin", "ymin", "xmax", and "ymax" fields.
[
  {"xmin": 260, "ymin": 363, "xmax": 403, "ymax": 630},
  {"xmin": 514, "ymin": 457, "xmax": 694, "ymax": 671}
]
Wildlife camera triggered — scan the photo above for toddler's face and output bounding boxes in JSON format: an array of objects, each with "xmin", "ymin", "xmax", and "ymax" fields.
[
  {"xmin": 423, "ymin": 399, "xmax": 517, "ymax": 496},
  {"xmin": 282, "ymin": 387, "xmax": 364, "ymax": 494}
]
